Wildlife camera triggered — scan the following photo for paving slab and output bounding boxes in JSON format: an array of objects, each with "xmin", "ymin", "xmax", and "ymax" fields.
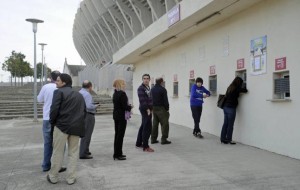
[{"xmin": 1, "ymin": 114, "xmax": 300, "ymax": 190}]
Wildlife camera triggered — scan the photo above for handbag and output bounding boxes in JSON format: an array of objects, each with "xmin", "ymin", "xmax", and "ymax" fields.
[
  {"xmin": 125, "ymin": 111, "xmax": 131, "ymax": 120},
  {"xmin": 217, "ymin": 94, "xmax": 226, "ymax": 109}
]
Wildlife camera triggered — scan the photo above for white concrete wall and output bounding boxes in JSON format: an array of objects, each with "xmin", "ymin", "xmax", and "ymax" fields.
[{"xmin": 131, "ymin": 0, "xmax": 300, "ymax": 159}]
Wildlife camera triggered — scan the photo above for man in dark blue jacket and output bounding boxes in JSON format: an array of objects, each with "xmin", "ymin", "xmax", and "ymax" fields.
[
  {"xmin": 135, "ymin": 74, "xmax": 154, "ymax": 152},
  {"xmin": 47, "ymin": 73, "xmax": 86, "ymax": 185},
  {"xmin": 151, "ymin": 77, "xmax": 171, "ymax": 145}
]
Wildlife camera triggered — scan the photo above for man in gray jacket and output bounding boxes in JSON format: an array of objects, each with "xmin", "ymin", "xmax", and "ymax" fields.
[{"xmin": 47, "ymin": 73, "xmax": 86, "ymax": 185}]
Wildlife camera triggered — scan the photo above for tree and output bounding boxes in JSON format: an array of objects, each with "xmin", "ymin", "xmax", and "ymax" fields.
[
  {"xmin": 37, "ymin": 62, "xmax": 42, "ymax": 79},
  {"xmin": 37, "ymin": 63, "xmax": 52, "ymax": 81},
  {"xmin": 2, "ymin": 51, "xmax": 33, "ymax": 86}
]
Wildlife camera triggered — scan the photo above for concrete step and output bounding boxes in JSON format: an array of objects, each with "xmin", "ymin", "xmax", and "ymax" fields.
[
  {"xmin": 0, "ymin": 114, "xmax": 43, "ymax": 120},
  {"xmin": 0, "ymin": 109, "xmax": 43, "ymax": 113},
  {"xmin": 0, "ymin": 85, "xmax": 113, "ymax": 119}
]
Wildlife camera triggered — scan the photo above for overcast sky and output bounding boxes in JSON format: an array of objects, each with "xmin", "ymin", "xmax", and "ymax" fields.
[{"xmin": 0, "ymin": 0, "xmax": 83, "ymax": 82}]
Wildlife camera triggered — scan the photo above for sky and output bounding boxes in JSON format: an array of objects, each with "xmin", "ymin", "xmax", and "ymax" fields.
[{"xmin": 0, "ymin": 0, "xmax": 84, "ymax": 82}]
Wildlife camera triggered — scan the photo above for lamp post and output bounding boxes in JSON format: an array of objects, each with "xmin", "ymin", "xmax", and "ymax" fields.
[
  {"xmin": 38, "ymin": 43, "xmax": 47, "ymax": 86},
  {"xmin": 44, "ymin": 56, "xmax": 47, "ymax": 82},
  {"xmin": 26, "ymin": 18, "xmax": 44, "ymax": 122}
]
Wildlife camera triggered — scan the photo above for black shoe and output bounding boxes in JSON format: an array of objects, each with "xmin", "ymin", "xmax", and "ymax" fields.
[
  {"xmin": 229, "ymin": 141, "xmax": 236, "ymax": 145},
  {"xmin": 221, "ymin": 140, "xmax": 229, "ymax": 144},
  {"xmin": 113, "ymin": 156, "xmax": 126, "ymax": 160},
  {"xmin": 196, "ymin": 133, "xmax": 203, "ymax": 138},
  {"xmin": 120, "ymin": 154, "xmax": 126, "ymax": 158},
  {"xmin": 80, "ymin": 155, "xmax": 93, "ymax": 159},
  {"xmin": 86, "ymin": 152, "xmax": 92, "ymax": 155},
  {"xmin": 58, "ymin": 167, "xmax": 67, "ymax": 173},
  {"xmin": 46, "ymin": 175, "xmax": 57, "ymax": 184},
  {"xmin": 161, "ymin": 140, "xmax": 171, "ymax": 145},
  {"xmin": 151, "ymin": 140, "xmax": 159, "ymax": 144}
]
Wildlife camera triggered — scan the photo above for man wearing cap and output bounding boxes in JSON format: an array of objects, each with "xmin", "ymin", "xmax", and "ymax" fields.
[
  {"xmin": 37, "ymin": 71, "xmax": 66, "ymax": 173},
  {"xmin": 79, "ymin": 80, "xmax": 99, "ymax": 159}
]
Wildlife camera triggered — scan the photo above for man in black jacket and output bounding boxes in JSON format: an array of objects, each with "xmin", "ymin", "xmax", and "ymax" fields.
[
  {"xmin": 47, "ymin": 73, "xmax": 86, "ymax": 185},
  {"xmin": 151, "ymin": 77, "xmax": 171, "ymax": 145}
]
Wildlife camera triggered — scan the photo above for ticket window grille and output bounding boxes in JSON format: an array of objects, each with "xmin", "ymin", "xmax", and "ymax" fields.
[
  {"xmin": 236, "ymin": 70, "xmax": 247, "ymax": 89},
  {"xmin": 173, "ymin": 82, "xmax": 178, "ymax": 97},
  {"xmin": 274, "ymin": 74, "xmax": 290, "ymax": 99},
  {"xmin": 189, "ymin": 79, "xmax": 195, "ymax": 95},
  {"xmin": 209, "ymin": 76, "xmax": 217, "ymax": 95}
]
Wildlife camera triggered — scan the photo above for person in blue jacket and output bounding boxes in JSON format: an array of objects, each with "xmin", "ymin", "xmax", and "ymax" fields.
[{"xmin": 190, "ymin": 77, "xmax": 210, "ymax": 138}]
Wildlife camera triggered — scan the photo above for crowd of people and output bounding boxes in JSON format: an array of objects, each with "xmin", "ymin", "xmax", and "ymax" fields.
[{"xmin": 38, "ymin": 72, "xmax": 247, "ymax": 185}]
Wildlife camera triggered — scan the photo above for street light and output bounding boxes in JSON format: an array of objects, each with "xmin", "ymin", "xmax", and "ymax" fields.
[
  {"xmin": 38, "ymin": 43, "xmax": 47, "ymax": 86},
  {"xmin": 44, "ymin": 56, "xmax": 47, "ymax": 82},
  {"xmin": 26, "ymin": 18, "xmax": 44, "ymax": 122}
]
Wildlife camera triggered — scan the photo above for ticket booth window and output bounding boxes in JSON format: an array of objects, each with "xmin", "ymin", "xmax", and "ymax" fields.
[
  {"xmin": 209, "ymin": 75, "xmax": 217, "ymax": 96},
  {"xmin": 173, "ymin": 82, "xmax": 178, "ymax": 97},
  {"xmin": 236, "ymin": 70, "xmax": 247, "ymax": 89},
  {"xmin": 189, "ymin": 79, "xmax": 195, "ymax": 95},
  {"xmin": 273, "ymin": 71, "xmax": 290, "ymax": 99}
]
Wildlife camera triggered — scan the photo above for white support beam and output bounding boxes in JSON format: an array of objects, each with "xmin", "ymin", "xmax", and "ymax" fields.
[
  {"xmin": 130, "ymin": 0, "xmax": 152, "ymax": 28},
  {"xmin": 128, "ymin": 0, "xmax": 146, "ymax": 29},
  {"xmin": 106, "ymin": 9, "xmax": 126, "ymax": 40},
  {"xmin": 108, "ymin": 7, "xmax": 132, "ymax": 39},
  {"xmin": 115, "ymin": 0, "xmax": 142, "ymax": 35},
  {"xmin": 92, "ymin": 27, "xmax": 113, "ymax": 61},
  {"xmin": 95, "ymin": 21, "xmax": 114, "ymax": 52},
  {"xmin": 101, "ymin": 14, "xmax": 119, "ymax": 46},
  {"xmin": 147, "ymin": 0, "xmax": 165, "ymax": 20}
]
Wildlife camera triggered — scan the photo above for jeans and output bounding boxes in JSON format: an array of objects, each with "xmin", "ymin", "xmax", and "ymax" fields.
[
  {"xmin": 221, "ymin": 106, "xmax": 237, "ymax": 141},
  {"xmin": 136, "ymin": 109, "xmax": 152, "ymax": 149},
  {"xmin": 42, "ymin": 120, "xmax": 53, "ymax": 171},
  {"xmin": 190, "ymin": 106, "xmax": 203, "ymax": 134}
]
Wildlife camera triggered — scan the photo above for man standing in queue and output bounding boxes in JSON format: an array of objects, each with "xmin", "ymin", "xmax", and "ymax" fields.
[
  {"xmin": 136, "ymin": 74, "xmax": 154, "ymax": 152},
  {"xmin": 47, "ymin": 73, "xmax": 86, "ymax": 185},
  {"xmin": 79, "ymin": 80, "xmax": 99, "ymax": 159},
  {"xmin": 151, "ymin": 77, "xmax": 171, "ymax": 145}
]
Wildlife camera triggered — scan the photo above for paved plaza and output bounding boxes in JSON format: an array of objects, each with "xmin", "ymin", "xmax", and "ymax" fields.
[{"xmin": 1, "ymin": 114, "xmax": 300, "ymax": 190}]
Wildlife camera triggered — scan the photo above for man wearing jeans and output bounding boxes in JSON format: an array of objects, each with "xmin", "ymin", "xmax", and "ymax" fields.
[
  {"xmin": 37, "ymin": 71, "xmax": 66, "ymax": 172},
  {"xmin": 47, "ymin": 73, "xmax": 86, "ymax": 185},
  {"xmin": 136, "ymin": 74, "xmax": 154, "ymax": 152}
]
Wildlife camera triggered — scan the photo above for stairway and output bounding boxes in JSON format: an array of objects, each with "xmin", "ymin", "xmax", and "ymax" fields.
[{"xmin": 0, "ymin": 85, "xmax": 113, "ymax": 120}]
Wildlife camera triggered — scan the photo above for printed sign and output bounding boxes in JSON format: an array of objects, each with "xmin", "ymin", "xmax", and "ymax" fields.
[
  {"xmin": 250, "ymin": 35, "xmax": 267, "ymax": 75},
  {"xmin": 190, "ymin": 70, "xmax": 194, "ymax": 79},
  {"xmin": 275, "ymin": 57, "xmax": 286, "ymax": 71},
  {"xmin": 237, "ymin": 58, "xmax": 245, "ymax": 70},
  {"xmin": 168, "ymin": 4, "xmax": 180, "ymax": 27},
  {"xmin": 210, "ymin": 65, "xmax": 216, "ymax": 75},
  {"xmin": 173, "ymin": 74, "xmax": 178, "ymax": 82}
]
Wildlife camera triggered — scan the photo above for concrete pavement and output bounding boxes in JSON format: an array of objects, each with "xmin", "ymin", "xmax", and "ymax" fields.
[{"xmin": 1, "ymin": 114, "xmax": 300, "ymax": 190}]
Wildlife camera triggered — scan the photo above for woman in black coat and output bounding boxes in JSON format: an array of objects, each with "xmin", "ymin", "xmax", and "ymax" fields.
[
  {"xmin": 112, "ymin": 79, "xmax": 133, "ymax": 160},
  {"xmin": 221, "ymin": 76, "xmax": 248, "ymax": 144}
]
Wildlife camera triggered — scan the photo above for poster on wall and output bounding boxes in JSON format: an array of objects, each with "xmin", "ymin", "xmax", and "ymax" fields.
[{"xmin": 250, "ymin": 35, "xmax": 267, "ymax": 75}]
